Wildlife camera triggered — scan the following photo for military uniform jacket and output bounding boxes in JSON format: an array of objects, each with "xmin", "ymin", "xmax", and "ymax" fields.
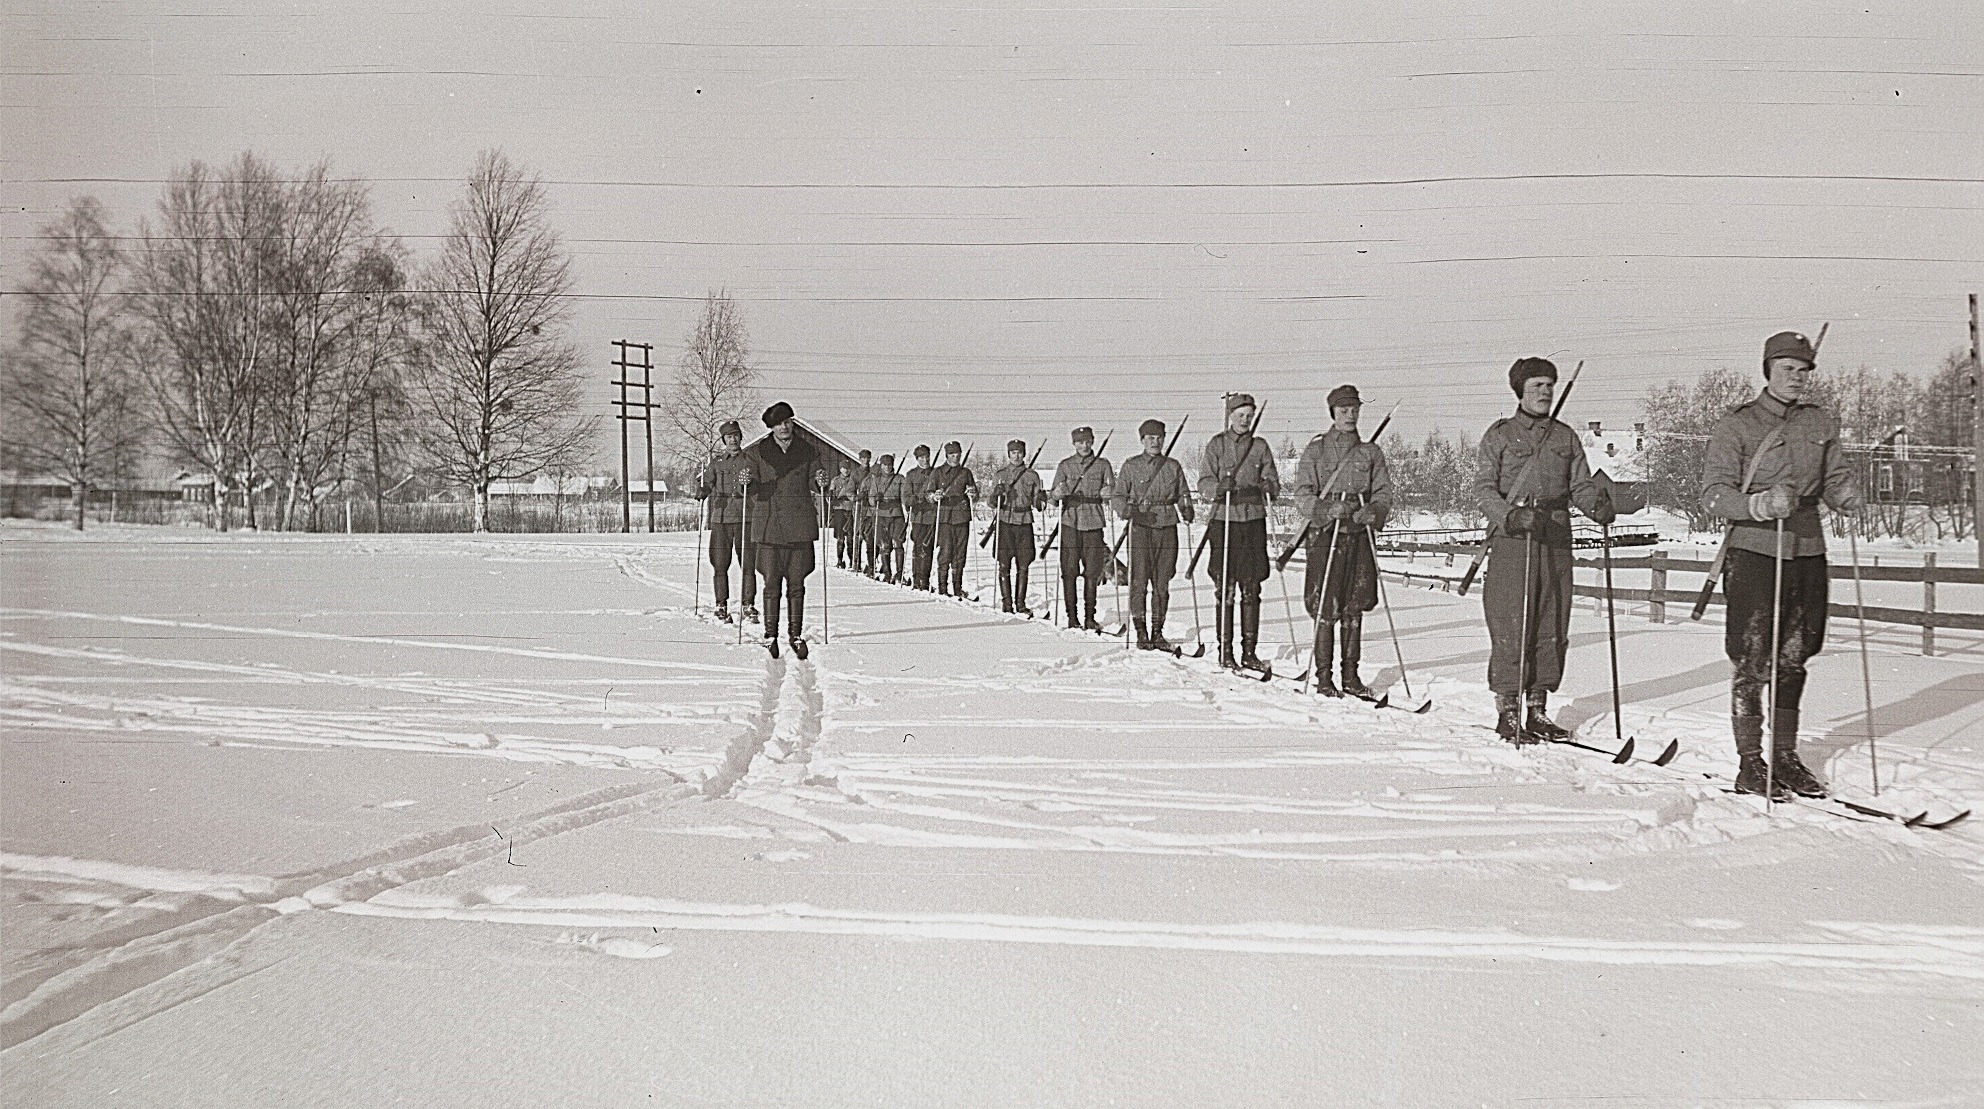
[
  {"xmin": 1051, "ymin": 452, "xmax": 1116, "ymax": 531},
  {"xmin": 1197, "ymin": 430, "xmax": 1280, "ymax": 524},
  {"xmin": 1111, "ymin": 453, "xmax": 1193, "ymax": 528},
  {"xmin": 1292, "ymin": 430, "xmax": 1392, "ymax": 530},
  {"xmin": 867, "ymin": 468, "xmax": 906, "ymax": 521},
  {"xmin": 742, "ymin": 436, "xmax": 823, "ymax": 546},
  {"xmin": 987, "ymin": 463, "xmax": 1044, "ymax": 525},
  {"xmin": 828, "ymin": 470, "xmax": 860, "ymax": 512},
  {"xmin": 1472, "ymin": 410, "xmax": 1603, "ymax": 543},
  {"xmin": 932, "ymin": 462, "xmax": 977, "ymax": 526},
  {"xmin": 697, "ymin": 451, "xmax": 751, "ymax": 525},
  {"xmin": 902, "ymin": 466, "xmax": 939, "ymax": 524},
  {"xmin": 1701, "ymin": 390, "xmax": 1857, "ymax": 559}
]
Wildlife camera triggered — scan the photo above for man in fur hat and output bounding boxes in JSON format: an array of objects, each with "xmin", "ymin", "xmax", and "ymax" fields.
[
  {"xmin": 1292, "ymin": 385, "xmax": 1392, "ymax": 696},
  {"xmin": 1472, "ymin": 358, "xmax": 1613, "ymax": 742}
]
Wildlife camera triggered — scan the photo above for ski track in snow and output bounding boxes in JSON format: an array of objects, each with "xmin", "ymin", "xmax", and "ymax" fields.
[{"xmin": 7, "ymin": 533, "xmax": 1980, "ymax": 1072}]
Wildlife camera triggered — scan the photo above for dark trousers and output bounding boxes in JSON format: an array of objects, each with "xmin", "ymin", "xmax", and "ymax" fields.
[
  {"xmin": 936, "ymin": 520, "xmax": 970, "ymax": 594},
  {"xmin": 1303, "ymin": 522, "xmax": 1378, "ymax": 621},
  {"xmin": 709, "ymin": 520, "xmax": 756, "ymax": 609},
  {"xmin": 1482, "ymin": 534, "xmax": 1571, "ymax": 694},
  {"xmin": 874, "ymin": 516, "xmax": 905, "ymax": 580},
  {"xmin": 1126, "ymin": 523, "xmax": 1178, "ymax": 628},
  {"xmin": 1725, "ymin": 549, "xmax": 1829, "ymax": 733},
  {"xmin": 858, "ymin": 512, "xmax": 876, "ymax": 574},
  {"xmin": 757, "ymin": 542, "xmax": 816, "ymax": 639},
  {"xmin": 994, "ymin": 520, "xmax": 1036, "ymax": 611},
  {"xmin": 831, "ymin": 508, "xmax": 853, "ymax": 564},
  {"xmin": 1059, "ymin": 525, "xmax": 1107, "ymax": 620},
  {"xmin": 910, "ymin": 519, "xmax": 936, "ymax": 588}
]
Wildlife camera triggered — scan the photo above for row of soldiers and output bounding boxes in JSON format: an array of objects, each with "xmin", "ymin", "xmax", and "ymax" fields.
[{"xmin": 697, "ymin": 329, "xmax": 1860, "ymax": 800}]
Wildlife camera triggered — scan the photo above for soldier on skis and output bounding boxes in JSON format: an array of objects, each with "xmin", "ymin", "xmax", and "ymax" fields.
[
  {"xmin": 1050, "ymin": 427, "xmax": 1116, "ymax": 631},
  {"xmin": 694, "ymin": 420, "xmax": 759, "ymax": 624},
  {"xmin": 1473, "ymin": 358, "xmax": 1614, "ymax": 743},
  {"xmin": 852, "ymin": 448, "xmax": 876, "ymax": 575},
  {"xmin": 932, "ymin": 441, "xmax": 977, "ymax": 597},
  {"xmin": 1701, "ymin": 331, "xmax": 1861, "ymax": 799},
  {"xmin": 737, "ymin": 402, "xmax": 828, "ymax": 659},
  {"xmin": 828, "ymin": 458, "xmax": 859, "ymax": 569},
  {"xmin": 1199, "ymin": 394, "xmax": 1280, "ymax": 672},
  {"xmin": 869, "ymin": 454, "xmax": 907, "ymax": 585},
  {"xmin": 988, "ymin": 439, "xmax": 1045, "ymax": 615},
  {"xmin": 903, "ymin": 445, "xmax": 940, "ymax": 590},
  {"xmin": 1291, "ymin": 385, "xmax": 1392, "ymax": 697},
  {"xmin": 1111, "ymin": 419, "xmax": 1194, "ymax": 650}
]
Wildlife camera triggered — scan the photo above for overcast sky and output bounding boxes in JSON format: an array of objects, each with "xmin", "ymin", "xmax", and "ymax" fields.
[{"xmin": 5, "ymin": 0, "xmax": 1981, "ymax": 463}]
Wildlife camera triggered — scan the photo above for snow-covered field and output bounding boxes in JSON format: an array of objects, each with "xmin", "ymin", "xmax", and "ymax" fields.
[{"xmin": 3, "ymin": 524, "xmax": 1980, "ymax": 1108}]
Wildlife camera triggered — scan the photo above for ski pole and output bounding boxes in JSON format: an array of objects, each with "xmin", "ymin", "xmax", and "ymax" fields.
[
  {"xmin": 1107, "ymin": 415, "xmax": 1190, "ymax": 564},
  {"xmin": 1219, "ymin": 489, "xmax": 1234, "ymax": 665},
  {"xmin": 1459, "ymin": 362, "xmax": 1583, "ymax": 596},
  {"xmin": 1364, "ymin": 519, "xmax": 1416, "ymax": 705},
  {"xmin": 694, "ymin": 493, "xmax": 706, "ymax": 618},
  {"xmin": 1269, "ymin": 491, "xmax": 1304, "ymax": 672},
  {"xmin": 1602, "ymin": 522, "xmax": 1625, "ymax": 744},
  {"xmin": 737, "ymin": 475, "xmax": 750, "ymax": 647},
  {"xmin": 1766, "ymin": 518, "xmax": 1785, "ymax": 806},
  {"xmin": 1185, "ymin": 513, "xmax": 1205, "ymax": 652},
  {"xmin": 1515, "ymin": 512, "xmax": 1536, "ymax": 739},
  {"xmin": 1848, "ymin": 522, "xmax": 1877, "ymax": 794},
  {"xmin": 983, "ymin": 442, "xmax": 1046, "ymax": 548},
  {"xmin": 818, "ymin": 480, "xmax": 830, "ymax": 645}
]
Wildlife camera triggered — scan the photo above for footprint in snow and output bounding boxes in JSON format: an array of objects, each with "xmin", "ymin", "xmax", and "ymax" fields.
[
  {"xmin": 1565, "ymin": 877, "xmax": 1621, "ymax": 892},
  {"xmin": 754, "ymin": 849, "xmax": 811, "ymax": 862}
]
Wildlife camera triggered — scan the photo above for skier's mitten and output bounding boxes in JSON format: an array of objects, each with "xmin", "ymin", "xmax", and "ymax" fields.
[{"xmin": 1503, "ymin": 506, "xmax": 1537, "ymax": 536}]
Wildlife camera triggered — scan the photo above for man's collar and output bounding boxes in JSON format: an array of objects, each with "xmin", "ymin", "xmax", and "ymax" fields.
[{"xmin": 1756, "ymin": 389, "xmax": 1794, "ymax": 417}]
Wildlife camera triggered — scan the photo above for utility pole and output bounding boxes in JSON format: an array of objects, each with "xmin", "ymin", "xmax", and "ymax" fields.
[
  {"xmin": 1971, "ymin": 293, "xmax": 1980, "ymax": 565},
  {"xmin": 369, "ymin": 390, "xmax": 386, "ymax": 533},
  {"xmin": 610, "ymin": 340, "xmax": 656, "ymax": 534}
]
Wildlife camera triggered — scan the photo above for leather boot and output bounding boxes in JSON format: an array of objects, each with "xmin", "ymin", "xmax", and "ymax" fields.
[
  {"xmin": 1771, "ymin": 709, "xmax": 1827, "ymax": 798},
  {"xmin": 1731, "ymin": 715, "xmax": 1786, "ymax": 798},
  {"xmin": 1064, "ymin": 577, "xmax": 1081, "ymax": 630},
  {"xmin": 1217, "ymin": 592, "xmax": 1238, "ymax": 669},
  {"xmin": 1495, "ymin": 692, "xmax": 1530, "ymax": 745},
  {"xmin": 1339, "ymin": 617, "xmax": 1371, "ymax": 699},
  {"xmin": 1524, "ymin": 690, "xmax": 1572, "ymax": 741},
  {"xmin": 1238, "ymin": 593, "xmax": 1267, "ymax": 671},
  {"xmin": 1311, "ymin": 620, "xmax": 1340, "ymax": 697},
  {"xmin": 1133, "ymin": 618, "xmax": 1150, "ymax": 650}
]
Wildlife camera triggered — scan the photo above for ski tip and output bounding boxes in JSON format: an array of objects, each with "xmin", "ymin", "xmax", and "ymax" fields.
[
  {"xmin": 1927, "ymin": 809, "xmax": 1971, "ymax": 830},
  {"xmin": 1611, "ymin": 737, "xmax": 1635, "ymax": 764},
  {"xmin": 1373, "ymin": 695, "xmax": 1390, "ymax": 709},
  {"xmin": 1411, "ymin": 700, "xmax": 1434, "ymax": 715},
  {"xmin": 1654, "ymin": 739, "xmax": 1680, "ymax": 766}
]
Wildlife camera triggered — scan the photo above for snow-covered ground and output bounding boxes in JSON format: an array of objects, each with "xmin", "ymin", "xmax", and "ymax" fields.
[{"xmin": 3, "ymin": 523, "xmax": 1980, "ymax": 1108}]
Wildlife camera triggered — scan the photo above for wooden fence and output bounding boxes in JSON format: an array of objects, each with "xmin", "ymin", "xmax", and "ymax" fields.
[{"xmin": 1370, "ymin": 539, "xmax": 1981, "ymax": 656}]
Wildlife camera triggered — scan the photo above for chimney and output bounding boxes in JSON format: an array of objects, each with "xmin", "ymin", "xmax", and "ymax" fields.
[{"xmin": 1587, "ymin": 420, "xmax": 1602, "ymax": 435}]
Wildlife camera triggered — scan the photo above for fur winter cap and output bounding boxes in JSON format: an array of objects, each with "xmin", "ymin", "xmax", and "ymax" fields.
[
  {"xmin": 1139, "ymin": 419, "xmax": 1165, "ymax": 439},
  {"xmin": 761, "ymin": 401, "xmax": 795, "ymax": 427},
  {"xmin": 1508, "ymin": 358, "xmax": 1557, "ymax": 397}
]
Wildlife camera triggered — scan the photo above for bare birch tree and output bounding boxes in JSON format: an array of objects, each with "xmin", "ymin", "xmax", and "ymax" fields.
[
  {"xmin": 1, "ymin": 197, "xmax": 144, "ymax": 529},
  {"xmin": 665, "ymin": 289, "xmax": 760, "ymax": 468},
  {"xmin": 135, "ymin": 154, "xmax": 288, "ymax": 530},
  {"xmin": 409, "ymin": 150, "xmax": 594, "ymax": 532}
]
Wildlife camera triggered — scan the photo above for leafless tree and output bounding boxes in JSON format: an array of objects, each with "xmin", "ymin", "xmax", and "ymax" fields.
[
  {"xmin": 134, "ymin": 154, "xmax": 289, "ymax": 530},
  {"xmin": 1, "ymin": 197, "xmax": 145, "ymax": 529},
  {"xmin": 1638, "ymin": 366, "xmax": 1754, "ymax": 532},
  {"xmin": 665, "ymin": 289, "xmax": 760, "ymax": 469},
  {"xmin": 409, "ymin": 150, "xmax": 595, "ymax": 532}
]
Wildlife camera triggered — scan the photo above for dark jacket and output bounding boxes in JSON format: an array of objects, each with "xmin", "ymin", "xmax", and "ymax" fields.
[{"xmin": 743, "ymin": 435, "xmax": 824, "ymax": 546}]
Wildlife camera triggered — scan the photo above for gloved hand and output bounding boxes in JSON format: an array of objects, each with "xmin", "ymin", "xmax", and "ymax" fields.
[
  {"xmin": 1180, "ymin": 501, "xmax": 1196, "ymax": 525},
  {"xmin": 1329, "ymin": 498, "xmax": 1357, "ymax": 521},
  {"xmin": 1503, "ymin": 506, "xmax": 1537, "ymax": 537},
  {"xmin": 1214, "ymin": 478, "xmax": 1235, "ymax": 500},
  {"xmin": 1350, "ymin": 505, "xmax": 1375, "ymax": 527},
  {"xmin": 1833, "ymin": 490, "xmax": 1865, "ymax": 515},
  {"xmin": 737, "ymin": 469, "xmax": 753, "ymax": 489},
  {"xmin": 1589, "ymin": 490, "xmax": 1617, "ymax": 526},
  {"xmin": 813, "ymin": 471, "xmax": 827, "ymax": 489},
  {"xmin": 1748, "ymin": 483, "xmax": 1797, "ymax": 521}
]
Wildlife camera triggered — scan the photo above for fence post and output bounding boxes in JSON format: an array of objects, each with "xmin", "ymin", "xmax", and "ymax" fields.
[
  {"xmin": 1922, "ymin": 552, "xmax": 1937, "ymax": 657},
  {"xmin": 1649, "ymin": 549, "xmax": 1667, "ymax": 624}
]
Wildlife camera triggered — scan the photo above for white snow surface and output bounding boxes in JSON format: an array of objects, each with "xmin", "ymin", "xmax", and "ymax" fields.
[{"xmin": 2, "ymin": 524, "xmax": 1980, "ymax": 1107}]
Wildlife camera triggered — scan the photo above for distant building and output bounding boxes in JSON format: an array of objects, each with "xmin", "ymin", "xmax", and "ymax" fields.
[
  {"xmin": 486, "ymin": 475, "xmax": 617, "ymax": 500},
  {"xmin": 1579, "ymin": 420, "xmax": 1648, "ymax": 483}
]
